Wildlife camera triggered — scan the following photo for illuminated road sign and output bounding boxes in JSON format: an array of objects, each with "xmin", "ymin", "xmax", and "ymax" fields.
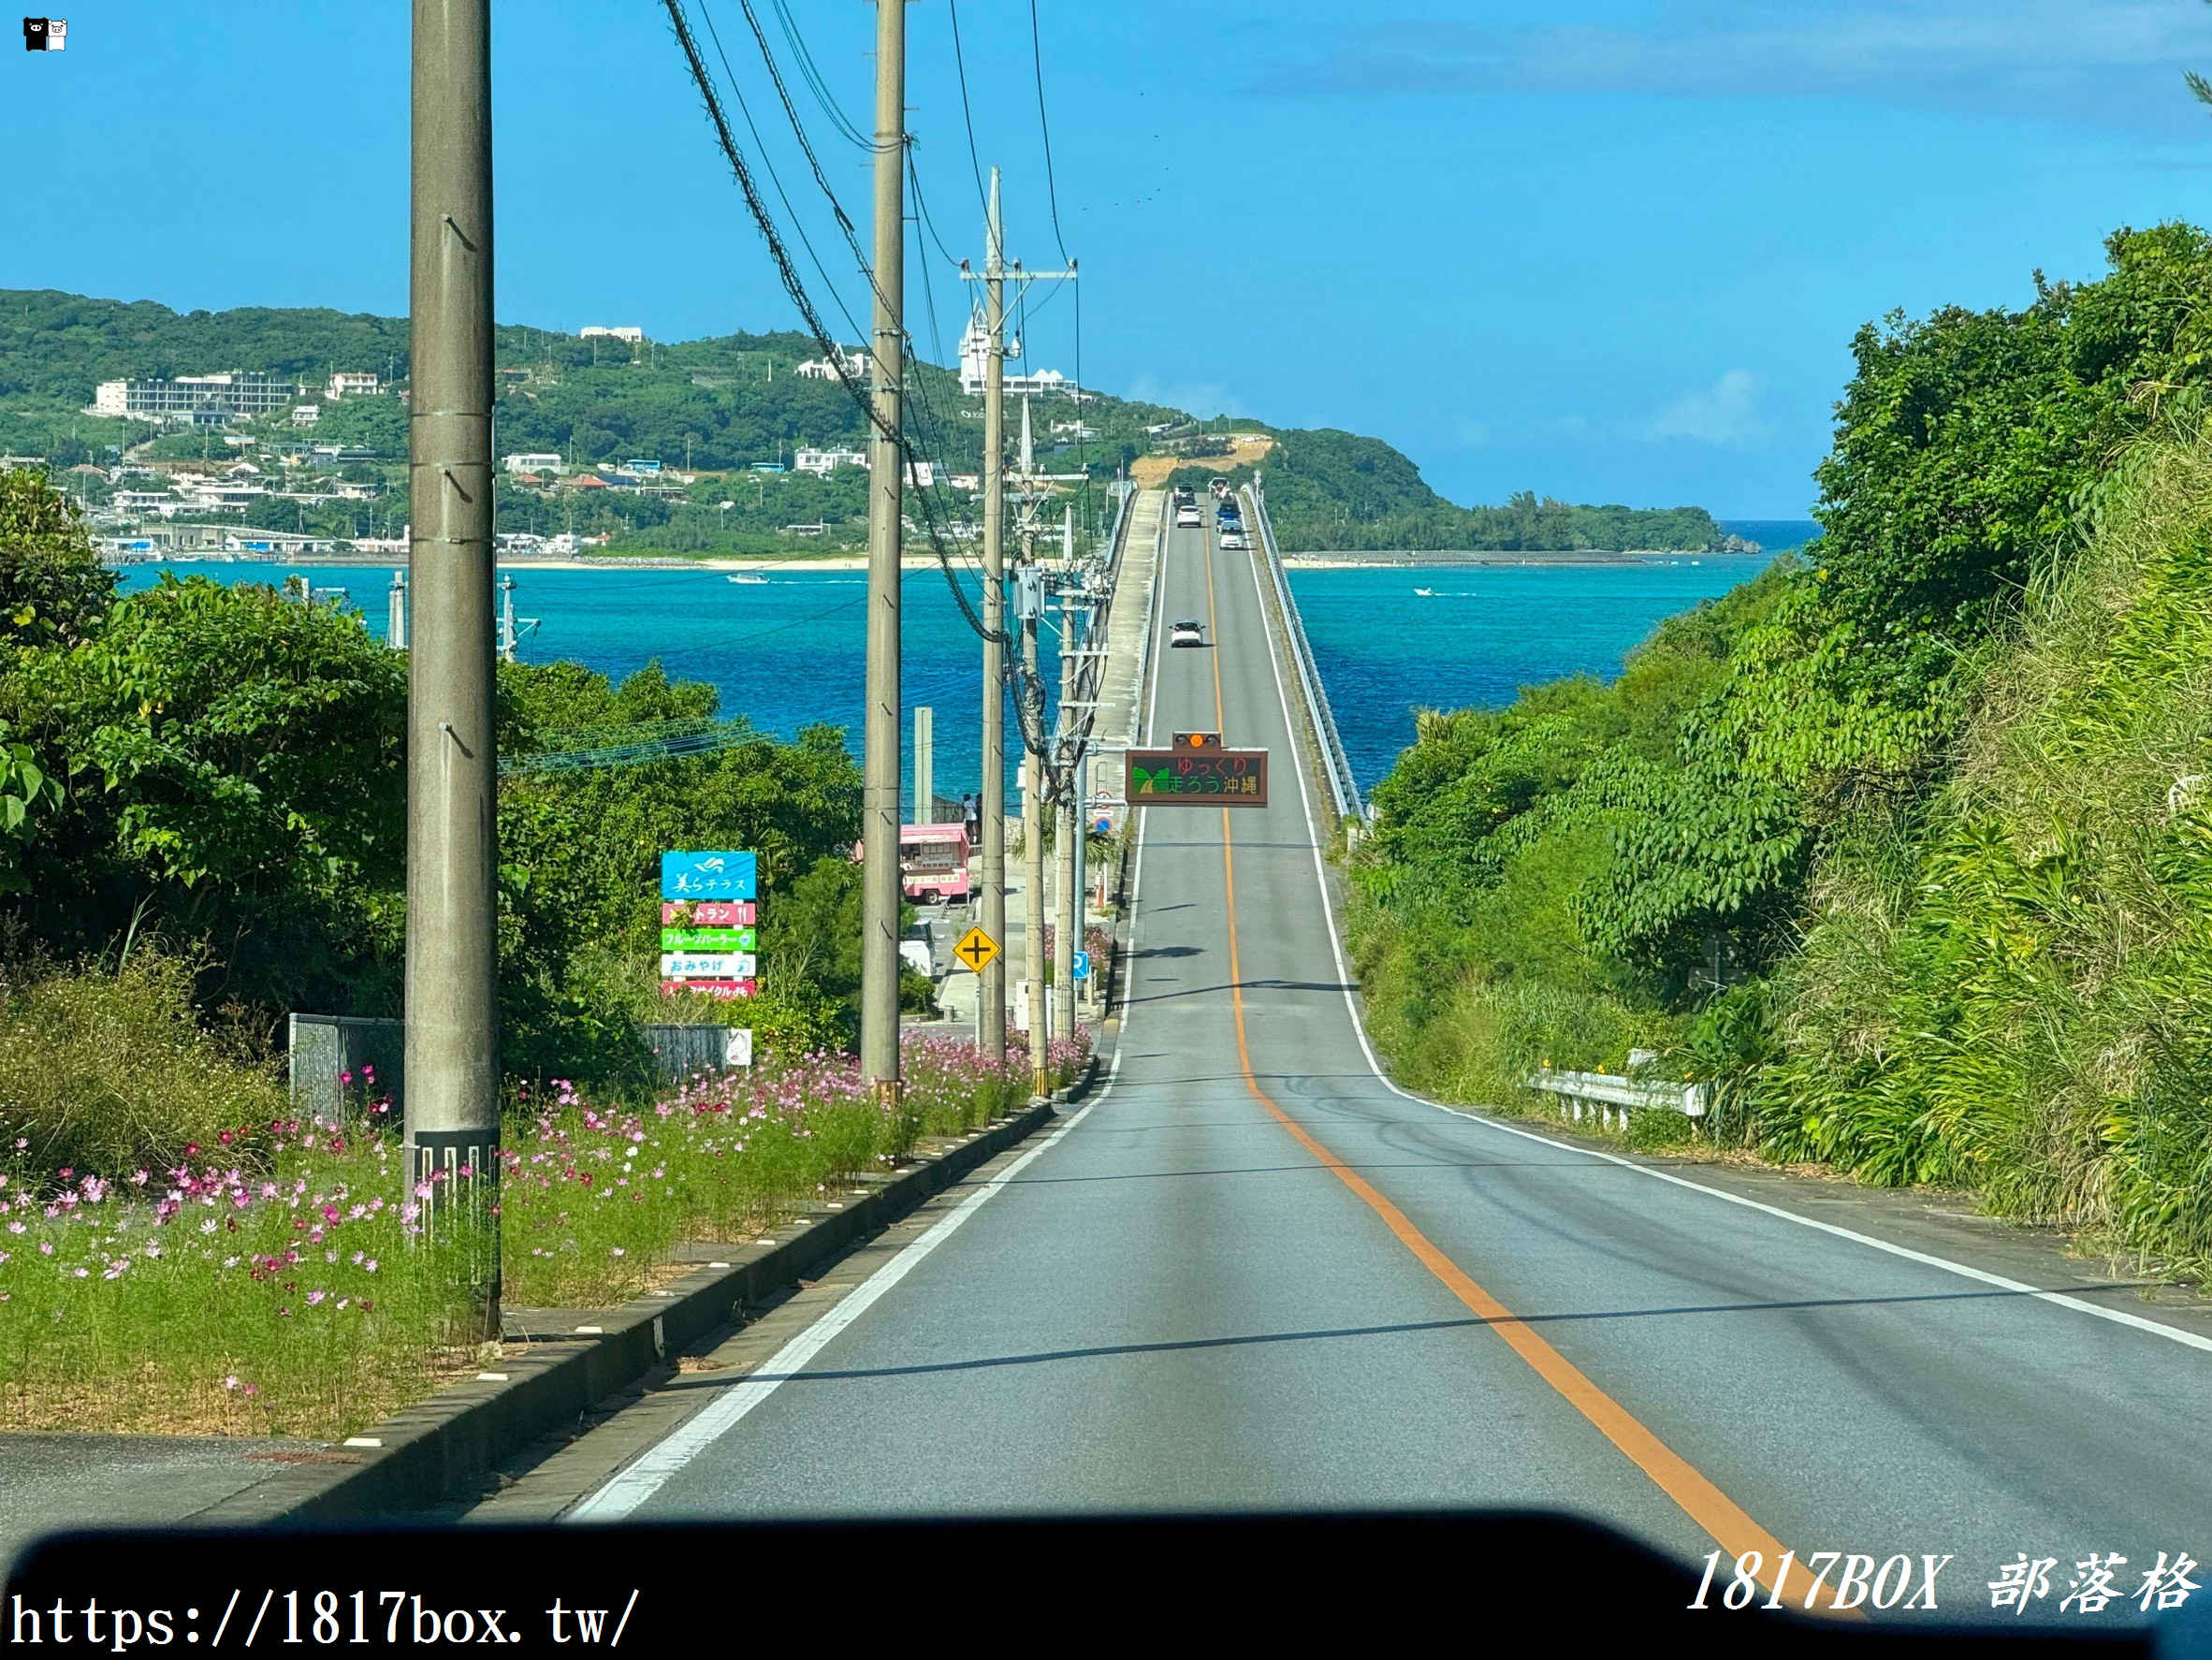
[{"xmin": 1126, "ymin": 746, "xmax": 1269, "ymax": 807}]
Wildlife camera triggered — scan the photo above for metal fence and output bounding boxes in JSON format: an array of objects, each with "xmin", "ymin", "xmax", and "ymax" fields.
[
  {"xmin": 640, "ymin": 1024, "xmax": 753, "ymax": 1078},
  {"xmin": 1527, "ymin": 1068, "xmax": 1707, "ymax": 1129},
  {"xmin": 287, "ymin": 1013, "xmax": 405, "ymax": 1126},
  {"xmin": 1242, "ymin": 484, "xmax": 1366, "ymax": 831}
]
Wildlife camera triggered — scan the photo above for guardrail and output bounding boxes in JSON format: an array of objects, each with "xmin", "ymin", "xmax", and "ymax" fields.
[
  {"xmin": 1526, "ymin": 1068, "xmax": 1706, "ymax": 1129},
  {"xmin": 1241, "ymin": 483, "xmax": 1365, "ymax": 832}
]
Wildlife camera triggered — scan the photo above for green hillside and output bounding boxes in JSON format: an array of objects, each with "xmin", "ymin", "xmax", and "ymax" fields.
[
  {"xmin": 0, "ymin": 286, "xmax": 1727, "ymax": 552},
  {"xmin": 1165, "ymin": 427, "xmax": 1724, "ymax": 552},
  {"xmin": 1347, "ymin": 221, "xmax": 2212, "ymax": 1274}
]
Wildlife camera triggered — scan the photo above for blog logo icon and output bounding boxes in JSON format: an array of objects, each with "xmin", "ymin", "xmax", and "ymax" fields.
[{"xmin": 22, "ymin": 16, "xmax": 65, "ymax": 50}]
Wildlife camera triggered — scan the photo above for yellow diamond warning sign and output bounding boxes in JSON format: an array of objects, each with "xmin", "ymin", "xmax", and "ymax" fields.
[{"xmin": 953, "ymin": 926, "xmax": 1000, "ymax": 973}]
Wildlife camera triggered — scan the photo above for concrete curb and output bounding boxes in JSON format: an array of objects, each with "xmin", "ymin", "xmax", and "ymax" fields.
[{"xmin": 194, "ymin": 1054, "xmax": 1103, "ymax": 1525}]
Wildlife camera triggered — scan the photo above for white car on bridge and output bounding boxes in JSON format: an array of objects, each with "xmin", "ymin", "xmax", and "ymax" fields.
[{"xmin": 1169, "ymin": 618, "xmax": 1206, "ymax": 648}]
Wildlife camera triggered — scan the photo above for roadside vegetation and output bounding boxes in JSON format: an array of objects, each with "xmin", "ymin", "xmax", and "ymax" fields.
[
  {"xmin": 1349, "ymin": 222, "xmax": 2212, "ymax": 1267},
  {"xmin": 0, "ymin": 1025, "xmax": 1090, "ymax": 1439},
  {"xmin": 0, "ymin": 454, "xmax": 1094, "ymax": 1436}
]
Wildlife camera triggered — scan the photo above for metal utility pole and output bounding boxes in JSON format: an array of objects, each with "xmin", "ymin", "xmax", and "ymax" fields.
[
  {"xmin": 1021, "ymin": 561, "xmax": 1049, "ymax": 1098},
  {"xmin": 404, "ymin": 0, "xmax": 499, "ymax": 1330},
  {"xmin": 976, "ymin": 167, "xmax": 1008, "ymax": 1063},
  {"xmin": 858, "ymin": 0, "xmax": 907, "ymax": 1105}
]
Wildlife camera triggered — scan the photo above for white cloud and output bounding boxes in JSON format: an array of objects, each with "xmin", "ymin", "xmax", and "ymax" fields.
[
  {"xmin": 1642, "ymin": 369, "xmax": 1769, "ymax": 447},
  {"xmin": 1253, "ymin": 2, "xmax": 2212, "ymax": 132}
]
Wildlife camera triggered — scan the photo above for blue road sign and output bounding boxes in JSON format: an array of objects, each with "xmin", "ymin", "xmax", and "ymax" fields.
[
  {"xmin": 661, "ymin": 850, "xmax": 758, "ymax": 902},
  {"xmin": 1071, "ymin": 950, "xmax": 1091, "ymax": 982}
]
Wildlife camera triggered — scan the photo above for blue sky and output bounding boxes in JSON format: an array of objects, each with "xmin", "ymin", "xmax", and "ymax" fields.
[{"xmin": 10, "ymin": 2, "xmax": 2212, "ymax": 516}]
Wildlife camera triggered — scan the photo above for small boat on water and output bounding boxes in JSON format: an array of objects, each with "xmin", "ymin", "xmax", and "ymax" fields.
[
  {"xmin": 1414, "ymin": 587, "xmax": 1434, "ymax": 597},
  {"xmin": 726, "ymin": 574, "xmax": 769, "ymax": 584}
]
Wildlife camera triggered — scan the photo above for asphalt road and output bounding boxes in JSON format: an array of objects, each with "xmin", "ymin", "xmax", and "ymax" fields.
[{"xmin": 562, "ymin": 509, "xmax": 2212, "ymax": 1630}]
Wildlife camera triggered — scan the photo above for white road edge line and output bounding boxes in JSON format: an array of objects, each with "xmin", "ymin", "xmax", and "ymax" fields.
[
  {"xmin": 568, "ymin": 1046, "xmax": 1130, "ymax": 1522},
  {"xmin": 1234, "ymin": 497, "xmax": 2212, "ymax": 1360},
  {"xmin": 568, "ymin": 522, "xmax": 1171, "ymax": 1524}
]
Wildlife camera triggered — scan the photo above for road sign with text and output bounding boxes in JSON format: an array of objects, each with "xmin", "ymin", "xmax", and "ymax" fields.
[
  {"xmin": 661, "ymin": 978, "xmax": 756, "ymax": 999},
  {"xmin": 1126, "ymin": 746, "xmax": 1269, "ymax": 807},
  {"xmin": 662, "ymin": 952, "xmax": 758, "ymax": 981},
  {"xmin": 662, "ymin": 926, "xmax": 757, "ymax": 952},
  {"xmin": 662, "ymin": 899, "xmax": 756, "ymax": 927}
]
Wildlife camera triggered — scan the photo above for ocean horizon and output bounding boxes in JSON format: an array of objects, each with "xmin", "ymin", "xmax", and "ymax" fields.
[{"xmin": 119, "ymin": 540, "xmax": 1787, "ymax": 803}]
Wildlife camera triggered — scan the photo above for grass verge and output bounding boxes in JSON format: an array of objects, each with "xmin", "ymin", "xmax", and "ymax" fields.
[{"xmin": 0, "ymin": 1027, "xmax": 1091, "ymax": 1440}]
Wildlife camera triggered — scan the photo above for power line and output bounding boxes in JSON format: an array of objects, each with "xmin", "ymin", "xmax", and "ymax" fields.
[
  {"xmin": 662, "ymin": 0, "xmax": 862, "ymax": 382},
  {"xmin": 768, "ymin": 0, "xmax": 870, "ymax": 149},
  {"xmin": 662, "ymin": 0, "xmax": 1070, "ymax": 788},
  {"xmin": 1026, "ymin": 0, "xmax": 1072, "ymax": 266},
  {"xmin": 945, "ymin": 0, "xmax": 991, "ymax": 215},
  {"xmin": 696, "ymin": 0, "xmax": 868, "ymax": 343},
  {"xmin": 907, "ymin": 147, "xmax": 969, "ymax": 274},
  {"xmin": 734, "ymin": 0, "xmax": 892, "ymax": 323}
]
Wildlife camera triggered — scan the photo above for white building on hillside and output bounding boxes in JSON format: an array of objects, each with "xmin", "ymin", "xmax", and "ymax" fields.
[
  {"xmin": 580, "ymin": 325, "xmax": 645, "ymax": 343},
  {"xmin": 957, "ymin": 306, "xmax": 1071, "ymax": 398},
  {"xmin": 326, "ymin": 371, "xmax": 382, "ymax": 399},
  {"xmin": 93, "ymin": 372, "xmax": 300, "ymax": 425},
  {"xmin": 793, "ymin": 445, "xmax": 868, "ymax": 475},
  {"xmin": 795, "ymin": 344, "xmax": 871, "ymax": 383}
]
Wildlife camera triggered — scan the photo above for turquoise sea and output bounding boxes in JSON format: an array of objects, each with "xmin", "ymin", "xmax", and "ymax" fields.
[{"xmin": 116, "ymin": 517, "xmax": 1813, "ymax": 805}]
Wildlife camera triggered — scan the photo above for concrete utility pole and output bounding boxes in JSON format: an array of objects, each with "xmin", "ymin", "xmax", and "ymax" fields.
[
  {"xmin": 1053, "ymin": 594, "xmax": 1078, "ymax": 1045},
  {"xmin": 1021, "ymin": 561, "xmax": 1049, "ymax": 1098},
  {"xmin": 497, "ymin": 572, "xmax": 517, "ymax": 663},
  {"xmin": 858, "ymin": 0, "xmax": 907, "ymax": 1104},
  {"xmin": 387, "ymin": 568, "xmax": 408, "ymax": 649},
  {"xmin": 976, "ymin": 167, "xmax": 1008, "ymax": 1063},
  {"xmin": 404, "ymin": 0, "xmax": 500, "ymax": 1329},
  {"xmin": 966, "ymin": 239, "xmax": 1075, "ymax": 1089},
  {"xmin": 913, "ymin": 705, "xmax": 933, "ymax": 820}
]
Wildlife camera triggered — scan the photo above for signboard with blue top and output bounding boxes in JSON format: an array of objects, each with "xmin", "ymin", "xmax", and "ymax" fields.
[{"xmin": 661, "ymin": 850, "xmax": 758, "ymax": 902}]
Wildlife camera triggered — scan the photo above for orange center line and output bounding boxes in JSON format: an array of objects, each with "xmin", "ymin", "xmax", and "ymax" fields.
[{"xmin": 1198, "ymin": 520, "xmax": 1838, "ymax": 1613}]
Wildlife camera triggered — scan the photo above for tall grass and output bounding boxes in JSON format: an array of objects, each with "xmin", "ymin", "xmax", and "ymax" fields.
[
  {"xmin": 0, "ymin": 951, "xmax": 290, "ymax": 1177},
  {"xmin": 1770, "ymin": 430, "xmax": 2212, "ymax": 1270}
]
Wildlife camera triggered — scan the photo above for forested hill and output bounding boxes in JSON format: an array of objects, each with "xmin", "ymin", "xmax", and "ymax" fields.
[
  {"xmin": 0, "ymin": 287, "xmax": 1727, "ymax": 551},
  {"xmin": 1164, "ymin": 428, "xmax": 1724, "ymax": 552}
]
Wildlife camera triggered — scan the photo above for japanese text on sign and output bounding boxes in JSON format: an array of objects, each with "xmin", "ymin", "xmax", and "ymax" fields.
[
  {"xmin": 661, "ymin": 851, "xmax": 758, "ymax": 901},
  {"xmin": 1125, "ymin": 748, "xmax": 1269, "ymax": 807}
]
